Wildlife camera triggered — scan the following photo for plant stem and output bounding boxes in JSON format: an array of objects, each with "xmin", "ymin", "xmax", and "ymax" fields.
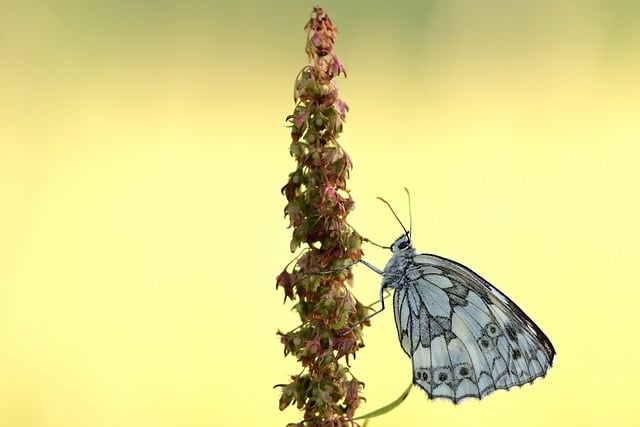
[{"xmin": 276, "ymin": 6, "xmax": 369, "ymax": 427}]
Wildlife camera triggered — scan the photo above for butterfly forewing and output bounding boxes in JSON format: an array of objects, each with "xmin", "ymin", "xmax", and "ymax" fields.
[{"xmin": 381, "ymin": 235, "xmax": 555, "ymax": 403}]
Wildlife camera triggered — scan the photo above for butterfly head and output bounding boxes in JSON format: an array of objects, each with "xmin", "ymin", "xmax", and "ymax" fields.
[
  {"xmin": 390, "ymin": 233, "xmax": 414, "ymax": 253},
  {"xmin": 378, "ymin": 189, "xmax": 414, "ymax": 254}
]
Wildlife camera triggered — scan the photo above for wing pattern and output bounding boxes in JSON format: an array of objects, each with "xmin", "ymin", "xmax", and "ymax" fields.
[{"xmin": 383, "ymin": 235, "xmax": 555, "ymax": 403}]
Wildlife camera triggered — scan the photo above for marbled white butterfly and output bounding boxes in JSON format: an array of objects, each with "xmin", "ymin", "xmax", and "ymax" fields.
[{"xmin": 353, "ymin": 196, "xmax": 555, "ymax": 403}]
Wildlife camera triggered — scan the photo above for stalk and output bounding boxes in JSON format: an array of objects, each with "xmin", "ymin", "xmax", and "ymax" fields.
[{"xmin": 276, "ymin": 6, "xmax": 369, "ymax": 427}]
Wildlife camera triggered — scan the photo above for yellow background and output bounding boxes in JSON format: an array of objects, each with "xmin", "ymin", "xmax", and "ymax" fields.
[{"xmin": 1, "ymin": 1, "xmax": 639, "ymax": 426}]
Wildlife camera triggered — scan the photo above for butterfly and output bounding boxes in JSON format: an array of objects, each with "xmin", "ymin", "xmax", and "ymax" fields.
[{"xmin": 353, "ymin": 197, "xmax": 555, "ymax": 403}]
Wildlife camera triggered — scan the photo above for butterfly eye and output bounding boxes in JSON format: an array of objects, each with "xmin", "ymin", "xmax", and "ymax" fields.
[{"xmin": 397, "ymin": 241, "xmax": 409, "ymax": 250}]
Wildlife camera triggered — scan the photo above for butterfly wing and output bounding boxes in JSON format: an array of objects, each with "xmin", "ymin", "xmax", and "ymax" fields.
[{"xmin": 392, "ymin": 253, "xmax": 555, "ymax": 403}]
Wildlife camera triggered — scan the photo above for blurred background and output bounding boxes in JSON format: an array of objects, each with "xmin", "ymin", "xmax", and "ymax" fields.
[{"xmin": 1, "ymin": 1, "xmax": 639, "ymax": 426}]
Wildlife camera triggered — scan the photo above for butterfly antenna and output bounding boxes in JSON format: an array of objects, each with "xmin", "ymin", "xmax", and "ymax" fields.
[
  {"xmin": 404, "ymin": 187, "xmax": 412, "ymax": 238},
  {"xmin": 377, "ymin": 196, "xmax": 409, "ymax": 237}
]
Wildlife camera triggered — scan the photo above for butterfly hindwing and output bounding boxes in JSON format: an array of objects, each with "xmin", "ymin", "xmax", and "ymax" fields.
[{"xmin": 381, "ymin": 235, "xmax": 555, "ymax": 403}]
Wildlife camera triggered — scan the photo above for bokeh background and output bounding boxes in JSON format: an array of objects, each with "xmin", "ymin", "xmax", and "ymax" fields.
[{"xmin": 1, "ymin": 1, "xmax": 639, "ymax": 426}]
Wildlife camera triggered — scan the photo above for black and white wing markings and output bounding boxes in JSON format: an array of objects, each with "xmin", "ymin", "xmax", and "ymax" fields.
[{"xmin": 382, "ymin": 235, "xmax": 555, "ymax": 403}]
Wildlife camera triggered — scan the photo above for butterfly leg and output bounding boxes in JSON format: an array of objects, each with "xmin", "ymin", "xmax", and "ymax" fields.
[
  {"xmin": 313, "ymin": 259, "xmax": 384, "ymax": 275},
  {"xmin": 341, "ymin": 282, "xmax": 392, "ymax": 335},
  {"xmin": 312, "ymin": 259, "xmax": 390, "ymax": 334},
  {"xmin": 355, "ymin": 259, "xmax": 384, "ymax": 276}
]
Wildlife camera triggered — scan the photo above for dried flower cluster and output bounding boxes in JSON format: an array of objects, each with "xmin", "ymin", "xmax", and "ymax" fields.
[{"xmin": 276, "ymin": 7, "xmax": 369, "ymax": 427}]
